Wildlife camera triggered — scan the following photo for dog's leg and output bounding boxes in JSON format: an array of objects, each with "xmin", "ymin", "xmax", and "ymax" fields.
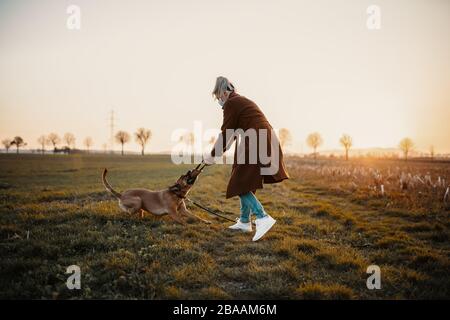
[
  {"xmin": 178, "ymin": 201, "xmax": 211, "ymax": 224},
  {"xmin": 119, "ymin": 197, "xmax": 142, "ymax": 216},
  {"xmin": 167, "ymin": 206, "xmax": 186, "ymax": 225}
]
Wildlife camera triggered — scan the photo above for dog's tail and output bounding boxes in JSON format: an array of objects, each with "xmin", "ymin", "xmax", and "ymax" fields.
[{"xmin": 102, "ymin": 168, "xmax": 122, "ymax": 199}]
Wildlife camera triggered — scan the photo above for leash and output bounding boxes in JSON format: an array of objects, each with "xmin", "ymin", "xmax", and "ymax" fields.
[
  {"xmin": 181, "ymin": 161, "xmax": 237, "ymax": 223},
  {"xmin": 185, "ymin": 197, "xmax": 237, "ymax": 223}
]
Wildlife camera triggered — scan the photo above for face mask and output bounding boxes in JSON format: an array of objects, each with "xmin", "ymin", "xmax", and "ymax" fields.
[{"xmin": 218, "ymin": 98, "xmax": 225, "ymax": 107}]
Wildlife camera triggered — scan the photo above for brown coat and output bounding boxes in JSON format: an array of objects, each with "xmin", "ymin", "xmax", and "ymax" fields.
[{"xmin": 211, "ymin": 91, "xmax": 289, "ymax": 198}]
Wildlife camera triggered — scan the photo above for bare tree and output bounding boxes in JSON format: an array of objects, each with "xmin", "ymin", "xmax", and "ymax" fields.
[
  {"xmin": 205, "ymin": 135, "xmax": 216, "ymax": 157},
  {"xmin": 339, "ymin": 134, "xmax": 353, "ymax": 161},
  {"xmin": 2, "ymin": 139, "xmax": 11, "ymax": 153},
  {"xmin": 179, "ymin": 131, "xmax": 195, "ymax": 156},
  {"xmin": 399, "ymin": 137, "xmax": 414, "ymax": 161},
  {"xmin": 115, "ymin": 131, "xmax": 130, "ymax": 156},
  {"xmin": 430, "ymin": 145, "xmax": 435, "ymax": 161},
  {"xmin": 37, "ymin": 135, "xmax": 49, "ymax": 155},
  {"xmin": 83, "ymin": 137, "xmax": 93, "ymax": 153},
  {"xmin": 279, "ymin": 128, "xmax": 292, "ymax": 149},
  {"xmin": 63, "ymin": 133, "xmax": 76, "ymax": 150},
  {"xmin": 207, "ymin": 135, "xmax": 216, "ymax": 147},
  {"xmin": 102, "ymin": 143, "xmax": 108, "ymax": 154},
  {"xmin": 47, "ymin": 133, "xmax": 60, "ymax": 152},
  {"xmin": 306, "ymin": 132, "xmax": 323, "ymax": 161},
  {"xmin": 10, "ymin": 136, "xmax": 26, "ymax": 154},
  {"xmin": 180, "ymin": 132, "xmax": 194, "ymax": 145},
  {"xmin": 135, "ymin": 128, "xmax": 152, "ymax": 155}
]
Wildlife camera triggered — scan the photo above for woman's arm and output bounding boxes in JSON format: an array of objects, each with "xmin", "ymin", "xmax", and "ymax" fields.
[{"xmin": 210, "ymin": 101, "xmax": 239, "ymax": 158}]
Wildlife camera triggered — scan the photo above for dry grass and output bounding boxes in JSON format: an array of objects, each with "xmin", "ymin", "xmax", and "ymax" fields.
[{"xmin": 0, "ymin": 154, "xmax": 449, "ymax": 299}]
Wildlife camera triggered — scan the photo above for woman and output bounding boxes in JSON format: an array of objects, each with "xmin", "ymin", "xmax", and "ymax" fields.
[{"xmin": 203, "ymin": 76, "xmax": 289, "ymax": 241}]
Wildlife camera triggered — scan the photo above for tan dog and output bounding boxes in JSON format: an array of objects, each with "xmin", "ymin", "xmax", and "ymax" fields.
[{"xmin": 102, "ymin": 167, "xmax": 210, "ymax": 224}]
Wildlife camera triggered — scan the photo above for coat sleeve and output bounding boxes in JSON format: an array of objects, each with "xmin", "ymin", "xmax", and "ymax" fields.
[{"xmin": 210, "ymin": 102, "xmax": 239, "ymax": 157}]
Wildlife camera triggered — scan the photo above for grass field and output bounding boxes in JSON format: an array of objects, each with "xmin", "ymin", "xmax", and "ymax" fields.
[{"xmin": 0, "ymin": 154, "xmax": 449, "ymax": 299}]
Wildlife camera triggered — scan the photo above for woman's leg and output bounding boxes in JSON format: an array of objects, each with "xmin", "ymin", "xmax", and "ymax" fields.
[
  {"xmin": 238, "ymin": 193, "xmax": 251, "ymax": 223},
  {"xmin": 234, "ymin": 192, "xmax": 275, "ymax": 240},
  {"xmin": 240, "ymin": 192, "xmax": 267, "ymax": 220}
]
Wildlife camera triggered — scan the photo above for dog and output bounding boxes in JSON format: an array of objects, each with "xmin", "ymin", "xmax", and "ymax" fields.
[{"xmin": 102, "ymin": 167, "xmax": 210, "ymax": 224}]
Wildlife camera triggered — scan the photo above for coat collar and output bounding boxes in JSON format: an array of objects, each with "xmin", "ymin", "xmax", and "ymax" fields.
[
  {"xmin": 222, "ymin": 91, "xmax": 239, "ymax": 109},
  {"xmin": 228, "ymin": 91, "xmax": 239, "ymax": 99}
]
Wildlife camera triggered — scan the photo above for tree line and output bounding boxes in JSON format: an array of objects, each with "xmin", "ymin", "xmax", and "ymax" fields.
[
  {"xmin": 0, "ymin": 128, "xmax": 434, "ymax": 161},
  {"xmin": 278, "ymin": 128, "xmax": 429, "ymax": 162},
  {"xmin": 1, "ymin": 128, "xmax": 152, "ymax": 156}
]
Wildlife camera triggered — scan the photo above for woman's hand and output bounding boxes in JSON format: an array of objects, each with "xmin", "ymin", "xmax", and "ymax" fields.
[{"xmin": 202, "ymin": 153, "xmax": 215, "ymax": 165}]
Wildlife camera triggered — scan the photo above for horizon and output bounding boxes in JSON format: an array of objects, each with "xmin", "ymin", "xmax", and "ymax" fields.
[
  {"xmin": 1, "ymin": 0, "xmax": 449, "ymax": 154},
  {"xmin": 2, "ymin": 144, "xmax": 450, "ymax": 157}
]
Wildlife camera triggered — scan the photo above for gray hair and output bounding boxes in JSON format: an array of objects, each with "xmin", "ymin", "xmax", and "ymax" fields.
[{"xmin": 212, "ymin": 76, "xmax": 235, "ymax": 99}]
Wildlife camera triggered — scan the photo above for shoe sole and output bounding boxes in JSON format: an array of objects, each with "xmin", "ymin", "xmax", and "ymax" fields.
[
  {"xmin": 228, "ymin": 227, "xmax": 252, "ymax": 232},
  {"xmin": 252, "ymin": 219, "xmax": 276, "ymax": 241}
]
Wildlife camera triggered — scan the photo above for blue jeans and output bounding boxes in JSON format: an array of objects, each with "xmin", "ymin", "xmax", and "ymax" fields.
[{"xmin": 239, "ymin": 192, "xmax": 267, "ymax": 223}]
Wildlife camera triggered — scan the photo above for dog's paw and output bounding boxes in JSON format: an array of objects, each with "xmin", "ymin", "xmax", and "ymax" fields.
[{"xmin": 186, "ymin": 217, "xmax": 196, "ymax": 224}]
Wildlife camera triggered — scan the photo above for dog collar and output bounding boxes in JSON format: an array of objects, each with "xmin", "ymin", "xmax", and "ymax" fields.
[{"xmin": 168, "ymin": 185, "xmax": 186, "ymax": 199}]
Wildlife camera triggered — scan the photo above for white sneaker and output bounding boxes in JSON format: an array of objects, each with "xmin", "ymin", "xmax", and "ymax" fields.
[
  {"xmin": 228, "ymin": 219, "xmax": 252, "ymax": 232},
  {"xmin": 252, "ymin": 215, "xmax": 276, "ymax": 241}
]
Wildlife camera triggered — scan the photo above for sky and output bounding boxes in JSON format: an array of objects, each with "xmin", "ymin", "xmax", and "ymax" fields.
[{"xmin": 0, "ymin": 0, "xmax": 449, "ymax": 154}]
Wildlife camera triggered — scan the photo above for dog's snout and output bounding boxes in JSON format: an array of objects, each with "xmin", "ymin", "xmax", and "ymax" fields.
[
  {"xmin": 187, "ymin": 176, "xmax": 197, "ymax": 184},
  {"xmin": 183, "ymin": 167, "xmax": 202, "ymax": 185}
]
